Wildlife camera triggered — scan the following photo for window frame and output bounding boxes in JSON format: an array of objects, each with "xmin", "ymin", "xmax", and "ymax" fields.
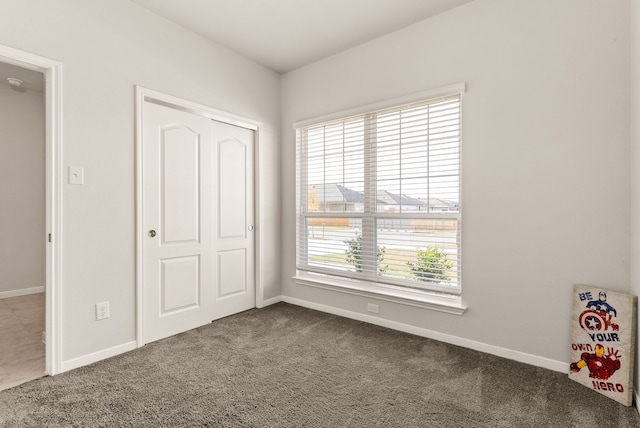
[{"xmin": 294, "ymin": 83, "xmax": 466, "ymax": 304}]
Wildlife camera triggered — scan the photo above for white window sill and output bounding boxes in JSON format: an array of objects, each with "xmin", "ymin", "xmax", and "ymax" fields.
[{"xmin": 293, "ymin": 272, "xmax": 467, "ymax": 316}]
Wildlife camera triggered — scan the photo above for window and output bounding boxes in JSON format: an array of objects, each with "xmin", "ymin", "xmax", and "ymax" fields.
[{"xmin": 296, "ymin": 88, "xmax": 462, "ymax": 296}]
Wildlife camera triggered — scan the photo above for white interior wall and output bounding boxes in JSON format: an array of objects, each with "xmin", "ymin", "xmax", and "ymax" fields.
[
  {"xmin": 0, "ymin": 83, "xmax": 45, "ymax": 296},
  {"xmin": 0, "ymin": 0, "xmax": 281, "ymax": 366},
  {"xmin": 281, "ymin": 0, "xmax": 631, "ymax": 367},
  {"xmin": 629, "ymin": 0, "xmax": 640, "ymax": 408}
]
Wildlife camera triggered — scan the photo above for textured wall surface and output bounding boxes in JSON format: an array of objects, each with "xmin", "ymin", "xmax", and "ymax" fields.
[{"xmin": 0, "ymin": 83, "xmax": 44, "ymax": 294}]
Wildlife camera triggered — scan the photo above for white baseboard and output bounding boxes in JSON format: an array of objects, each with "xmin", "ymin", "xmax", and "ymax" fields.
[
  {"xmin": 281, "ymin": 296, "xmax": 568, "ymax": 374},
  {"xmin": 52, "ymin": 296, "xmax": 637, "ymax": 412},
  {"xmin": 0, "ymin": 286, "xmax": 45, "ymax": 299},
  {"xmin": 60, "ymin": 341, "xmax": 138, "ymax": 373},
  {"xmin": 59, "ymin": 297, "xmax": 270, "ymax": 374},
  {"xmin": 261, "ymin": 296, "xmax": 283, "ymax": 307}
]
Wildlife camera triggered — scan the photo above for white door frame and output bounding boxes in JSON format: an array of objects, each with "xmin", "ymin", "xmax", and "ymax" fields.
[
  {"xmin": 0, "ymin": 44, "xmax": 63, "ymax": 375},
  {"xmin": 135, "ymin": 86, "xmax": 265, "ymax": 346}
]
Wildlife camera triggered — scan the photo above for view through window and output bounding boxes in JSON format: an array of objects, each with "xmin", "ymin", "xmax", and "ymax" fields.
[{"xmin": 296, "ymin": 93, "xmax": 461, "ymax": 294}]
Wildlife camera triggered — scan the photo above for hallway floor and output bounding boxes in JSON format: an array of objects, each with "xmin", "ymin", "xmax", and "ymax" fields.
[{"xmin": 0, "ymin": 293, "xmax": 45, "ymax": 391}]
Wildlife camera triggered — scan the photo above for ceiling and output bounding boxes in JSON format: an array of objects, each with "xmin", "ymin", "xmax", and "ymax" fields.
[
  {"xmin": 0, "ymin": 62, "xmax": 44, "ymax": 92},
  {"xmin": 130, "ymin": 0, "xmax": 474, "ymax": 73}
]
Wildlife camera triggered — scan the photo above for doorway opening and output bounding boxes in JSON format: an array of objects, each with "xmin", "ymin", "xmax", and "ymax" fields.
[
  {"xmin": 0, "ymin": 44, "xmax": 62, "ymax": 381},
  {"xmin": 0, "ymin": 61, "xmax": 45, "ymax": 390}
]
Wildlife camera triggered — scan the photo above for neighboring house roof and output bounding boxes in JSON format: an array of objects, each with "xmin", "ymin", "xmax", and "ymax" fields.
[
  {"xmin": 376, "ymin": 190, "xmax": 427, "ymax": 208},
  {"xmin": 310, "ymin": 183, "xmax": 358, "ymax": 204},
  {"xmin": 309, "ymin": 183, "xmax": 457, "ymax": 211},
  {"xmin": 337, "ymin": 184, "xmax": 365, "ymax": 204}
]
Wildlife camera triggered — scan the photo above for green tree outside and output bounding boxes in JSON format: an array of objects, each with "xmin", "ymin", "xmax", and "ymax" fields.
[
  {"xmin": 406, "ymin": 246, "xmax": 452, "ymax": 282},
  {"xmin": 344, "ymin": 233, "xmax": 388, "ymax": 275}
]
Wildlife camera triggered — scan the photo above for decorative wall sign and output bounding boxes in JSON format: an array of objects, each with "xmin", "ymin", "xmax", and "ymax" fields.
[{"xmin": 569, "ymin": 284, "xmax": 636, "ymax": 406}]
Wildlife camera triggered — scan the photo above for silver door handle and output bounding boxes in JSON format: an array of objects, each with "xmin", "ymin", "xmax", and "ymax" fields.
[
  {"xmin": 148, "ymin": 230, "xmax": 156, "ymax": 237},
  {"xmin": 248, "ymin": 225, "xmax": 254, "ymax": 231}
]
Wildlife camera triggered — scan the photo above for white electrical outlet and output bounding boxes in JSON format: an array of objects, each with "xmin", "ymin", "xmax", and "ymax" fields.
[
  {"xmin": 367, "ymin": 303, "xmax": 379, "ymax": 314},
  {"xmin": 96, "ymin": 301, "xmax": 110, "ymax": 320}
]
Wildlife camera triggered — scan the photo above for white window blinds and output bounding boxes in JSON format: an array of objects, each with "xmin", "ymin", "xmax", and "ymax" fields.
[{"xmin": 296, "ymin": 91, "xmax": 462, "ymax": 294}]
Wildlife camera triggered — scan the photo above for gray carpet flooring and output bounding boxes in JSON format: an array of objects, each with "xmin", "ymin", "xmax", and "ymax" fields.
[{"xmin": 1, "ymin": 302, "xmax": 639, "ymax": 427}]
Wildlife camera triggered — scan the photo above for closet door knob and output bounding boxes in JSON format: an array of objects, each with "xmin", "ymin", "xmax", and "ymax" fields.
[{"xmin": 148, "ymin": 230, "xmax": 156, "ymax": 237}]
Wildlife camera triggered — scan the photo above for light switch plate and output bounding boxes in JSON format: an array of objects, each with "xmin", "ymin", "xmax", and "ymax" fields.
[{"xmin": 69, "ymin": 166, "xmax": 84, "ymax": 185}]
